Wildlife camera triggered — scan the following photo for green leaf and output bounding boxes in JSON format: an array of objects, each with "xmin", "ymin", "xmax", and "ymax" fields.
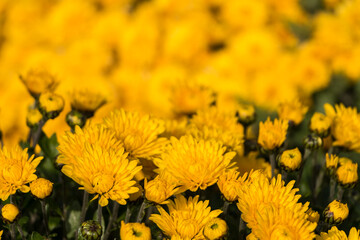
[
  {"xmin": 48, "ymin": 216, "xmax": 61, "ymax": 231},
  {"xmin": 39, "ymin": 133, "xmax": 59, "ymax": 159},
  {"xmin": 30, "ymin": 232, "xmax": 46, "ymax": 240},
  {"xmin": 66, "ymin": 201, "xmax": 81, "ymax": 239}
]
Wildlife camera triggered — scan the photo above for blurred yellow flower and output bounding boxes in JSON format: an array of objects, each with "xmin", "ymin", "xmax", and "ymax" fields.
[
  {"xmin": 324, "ymin": 200, "xmax": 349, "ymax": 224},
  {"xmin": 1, "ymin": 204, "xmax": 19, "ymax": 223},
  {"xmin": 38, "ymin": 92, "xmax": 64, "ymax": 119},
  {"xmin": 236, "ymin": 103, "xmax": 256, "ymax": 126},
  {"xmin": 310, "ymin": 112, "xmax": 332, "ymax": 137},
  {"xmin": 26, "ymin": 108, "xmax": 43, "ymax": 128},
  {"xmin": 150, "ymin": 195, "xmax": 222, "ymax": 239},
  {"xmin": 234, "ymin": 152, "xmax": 272, "ymax": 179},
  {"xmin": 120, "ymin": 221, "xmax": 151, "ymax": 240},
  {"xmin": 279, "ymin": 148, "xmax": 302, "ymax": 171},
  {"xmin": 306, "ymin": 208, "xmax": 320, "ymax": 223},
  {"xmin": 0, "ymin": 230, "xmax": 2, "ymax": 239},
  {"xmin": 203, "ymin": 218, "xmax": 228, "ymax": 240},
  {"xmin": 0, "ymin": 146, "xmax": 43, "ymax": 201},
  {"xmin": 316, "ymin": 226, "xmax": 360, "ymax": 240},
  {"xmin": 326, "ymin": 153, "xmax": 339, "ymax": 171},
  {"xmin": 19, "ymin": 69, "xmax": 58, "ymax": 97},
  {"xmin": 30, "ymin": 178, "xmax": 53, "ymax": 199},
  {"xmin": 336, "ymin": 159, "xmax": 358, "ymax": 187},
  {"xmin": 277, "ymin": 99, "xmax": 308, "ymax": 125},
  {"xmin": 155, "ymin": 135, "xmax": 236, "ymax": 191},
  {"xmin": 258, "ymin": 118, "xmax": 288, "ymax": 151},
  {"xmin": 70, "ymin": 88, "xmax": 107, "ymax": 114}
]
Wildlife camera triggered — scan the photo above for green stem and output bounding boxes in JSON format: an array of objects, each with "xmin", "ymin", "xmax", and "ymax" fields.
[
  {"xmin": 337, "ymin": 186, "xmax": 345, "ymax": 201},
  {"xmin": 31, "ymin": 119, "xmax": 45, "ymax": 148},
  {"xmin": 16, "ymin": 222, "xmax": 26, "ymax": 240},
  {"xmin": 222, "ymin": 201, "xmax": 230, "ymax": 216},
  {"xmin": 329, "ymin": 178, "xmax": 336, "ymax": 201},
  {"xmin": 269, "ymin": 153, "xmax": 276, "ymax": 178},
  {"xmin": 79, "ymin": 191, "xmax": 89, "ymax": 224},
  {"xmin": 296, "ymin": 148, "xmax": 312, "ymax": 187},
  {"xmin": 125, "ymin": 204, "xmax": 132, "ymax": 223},
  {"xmin": 103, "ymin": 202, "xmax": 119, "ymax": 240},
  {"xmin": 239, "ymin": 214, "xmax": 246, "ymax": 239},
  {"xmin": 281, "ymin": 170, "xmax": 288, "ymax": 183},
  {"xmin": 10, "ymin": 223, "xmax": 16, "ymax": 240},
  {"xmin": 41, "ymin": 200, "xmax": 49, "ymax": 237},
  {"xmin": 136, "ymin": 200, "xmax": 147, "ymax": 223},
  {"xmin": 97, "ymin": 203, "xmax": 102, "ymax": 225}
]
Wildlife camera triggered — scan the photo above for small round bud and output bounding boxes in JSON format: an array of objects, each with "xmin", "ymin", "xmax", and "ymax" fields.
[
  {"xmin": 309, "ymin": 112, "xmax": 331, "ymax": 137},
  {"xmin": 66, "ymin": 110, "xmax": 86, "ymax": 130},
  {"xmin": 323, "ymin": 200, "xmax": 349, "ymax": 225},
  {"xmin": 19, "ymin": 69, "xmax": 58, "ymax": 97},
  {"xmin": 203, "ymin": 218, "xmax": 228, "ymax": 240},
  {"xmin": 303, "ymin": 134, "xmax": 323, "ymax": 150},
  {"xmin": 26, "ymin": 108, "xmax": 43, "ymax": 129},
  {"xmin": 30, "ymin": 178, "xmax": 53, "ymax": 199},
  {"xmin": 38, "ymin": 92, "xmax": 64, "ymax": 119},
  {"xmin": 78, "ymin": 220, "xmax": 102, "ymax": 240},
  {"xmin": 336, "ymin": 158, "xmax": 358, "ymax": 188},
  {"xmin": 120, "ymin": 221, "xmax": 151, "ymax": 240},
  {"xmin": 278, "ymin": 148, "xmax": 302, "ymax": 171},
  {"xmin": 217, "ymin": 169, "xmax": 242, "ymax": 202},
  {"xmin": 1, "ymin": 204, "xmax": 20, "ymax": 223},
  {"xmin": 236, "ymin": 103, "xmax": 256, "ymax": 126}
]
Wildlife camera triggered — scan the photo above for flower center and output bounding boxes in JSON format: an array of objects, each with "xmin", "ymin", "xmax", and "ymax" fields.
[
  {"xmin": 3, "ymin": 160, "xmax": 22, "ymax": 183},
  {"xmin": 177, "ymin": 218, "xmax": 199, "ymax": 239},
  {"xmin": 92, "ymin": 173, "xmax": 114, "ymax": 194}
]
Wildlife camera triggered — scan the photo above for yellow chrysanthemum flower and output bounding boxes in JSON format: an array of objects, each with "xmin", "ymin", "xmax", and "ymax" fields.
[
  {"xmin": 57, "ymin": 125, "xmax": 142, "ymax": 206},
  {"xmin": 30, "ymin": 178, "xmax": 53, "ymax": 199},
  {"xmin": 279, "ymin": 148, "xmax": 302, "ymax": 171},
  {"xmin": 316, "ymin": 226, "xmax": 360, "ymax": 240},
  {"xmin": 336, "ymin": 159, "xmax": 358, "ymax": 187},
  {"xmin": 323, "ymin": 200, "xmax": 349, "ymax": 225},
  {"xmin": 0, "ymin": 146, "xmax": 43, "ymax": 201},
  {"xmin": 26, "ymin": 108, "xmax": 43, "ymax": 128},
  {"xmin": 234, "ymin": 152, "xmax": 272, "ymax": 179},
  {"xmin": 150, "ymin": 195, "xmax": 222, "ymax": 239},
  {"xmin": 38, "ymin": 92, "xmax": 65, "ymax": 119},
  {"xmin": 144, "ymin": 174, "xmax": 181, "ymax": 205},
  {"xmin": 310, "ymin": 112, "xmax": 332, "ymax": 137},
  {"xmin": 250, "ymin": 204, "xmax": 317, "ymax": 240},
  {"xmin": 155, "ymin": 135, "xmax": 236, "ymax": 191},
  {"xmin": 277, "ymin": 99, "xmax": 308, "ymax": 125},
  {"xmin": 203, "ymin": 218, "xmax": 228, "ymax": 240},
  {"xmin": 325, "ymin": 104, "xmax": 360, "ymax": 152},
  {"xmin": 70, "ymin": 88, "xmax": 107, "ymax": 113},
  {"xmin": 19, "ymin": 69, "xmax": 58, "ymax": 97},
  {"xmin": 0, "ymin": 230, "xmax": 3, "ymax": 239},
  {"xmin": 120, "ymin": 221, "xmax": 151, "ymax": 240},
  {"xmin": 104, "ymin": 109, "xmax": 167, "ymax": 160},
  {"xmin": 258, "ymin": 117, "xmax": 288, "ymax": 151},
  {"xmin": 306, "ymin": 208, "xmax": 320, "ymax": 223},
  {"xmin": 326, "ymin": 153, "xmax": 339, "ymax": 171},
  {"xmin": 237, "ymin": 174, "xmax": 309, "ymax": 230},
  {"xmin": 236, "ymin": 103, "xmax": 256, "ymax": 126},
  {"xmin": 1, "ymin": 204, "xmax": 20, "ymax": 223},
  {"xmin": 189, "ymin": 107, "xmax": 244, "ymax": 155}
]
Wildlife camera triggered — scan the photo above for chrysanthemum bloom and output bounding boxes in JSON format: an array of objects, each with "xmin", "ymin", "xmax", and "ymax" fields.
[
  {"xmin": 155, "ymin": 135, "xmax": 236, "ymax": 191},
  {"xmin": 310, "ymin": 112, "xmax": 331, "ymax": 137},
  {"xmin": 306, "ymin": 208, "xmax": 320, "ymax": 223},
  {"xmin": 217, "ymin": 169, "xmax": 246, "ymax": 202},
  {"xmin": 38, "ymin": 92, "xmax": 65, "ymax": 119},
  {"xmin": 278, "ymin": 148, "xmax": 302, "ymax": 171},
  {"xmin": 104, "ymin": 109, "xmax": 167, "ymax": 160},
  {"xmin": 326, "ymin": 154, "xmax": 339, "ymax": 171},
  {"xmin": 234, "ymin": 152, "xmax": 272, "ymax": 179},
  {"xmin": 188, "ymin": 107, "xmax": 244, "ymax": 155},
  {"xmin": 120, "ymin": 221, "xmax": 151, "ymax": 240},
  {"xmin": 237, "ymin": 174, "xmax": 310, "ymax": 230},
  {"xmin": 277, "ymin": 99, "xmax": 308, "ymax": 125},
  {"xmin": 336, "ymin": 159, "xmax": 358, "ymax": 187},
  {"xmin": 0, "ymin": 146, "xmax": 43, "ymax": 201},
  {"xmin": 70, "ymin": 88, "xmax": 107, "ymax": 114},
  {"xmin": 323, "ymin": 200, "xmax": 349, "ymax": 225},
  {"xmin": 144, "ymin": 175, "xmax": 181, "ymax": 204},
  {"xmin": 249, "ymin": 204, "xmax": 316, "ymax": 240},
  {"xmin": 26, "ymin": 108, "xmax": 43, "ymax": 128},
  {"xmin": 57, "ymin": 125, "xmax": 142, "ymax": 206},
  {"xmin": 258, "ymin": 118, "xmax": 288, "ymax": 151},
  {"xmin": 30, "ymin": 178, "xmax": 53, "ymax": 199},
  {"xmin": 150, "ymin": 195, "xmax": 222, "ymax": 239},
  {"xmin": 203, "ymin": 218, "xmax": 228, "ymax": 240},
  {"xmin": 78, "ymin": 220, "xmax": 102, "ymax": 240},
  {"xmin": 316, "ymin": 226, "xmax": 360, "ymax": 240},
  {"xmin": 236, "ymin": 103, "xmax": 256, "ymax": 126},
  {"xmin": 325, "ymin": 104, "xmax": 360, "ymax": 152},
  {"xmin": 1, "ymin": 204, "xmax": 19, "ymax": 223},
  {"xmin": 19, "ymin": 69, "xmax": 58, "ymax": 97},
  {"xmin": 170, "ymin": 80, "xmax": 215, "ymax": 117}
]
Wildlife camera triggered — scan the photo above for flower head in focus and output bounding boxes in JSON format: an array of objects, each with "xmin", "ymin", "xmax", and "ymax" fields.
[
  {"xmin": 203, "ymin": 218, "xmax": 228, "ymax": 240},
  {"xmin": 155, "ymin": 135, "xmax": 236, "ymax": 192},
  {"xmin": 30, "ymin": 178, "xmax": 53, "ymax": 199},
  {"xmin": 277, "ymin": 99, "xmax": 308, "ymax": 125},
  {"xmin": 258, "ymin": 118, "xmax": 288, "ymax": 151},
  {"xmin": 144, "ymin": 174, "xmax": 181, "ymax": 204},
  {"xmin": 217, "ymin": 169, "xmax": 251, "ymax": 202},
  {"xmin": 278, "ymin": 148, "xmax": 302, "ymax": 171},
  {"xmin": 120, "ymin": 221, "xmax": 151, "ymax": 240},
  {"xmin": 1, "ymin": 203, "xmax": 20, "ymax": 223},
  {"xmin": 0, "ymin": 146, "xmax": 43, "ymax": 201},
  {"xmin": 150, "ymin": 195, "xmax": 222, "ymax": 239},
  {"xmin": 316, "ymin": 226, "xmax": 360, "ymax": 240},
  {"xmin": 336, "ymin": 158, "xmax": 358, "ymax": 187},
  {"xmin": 19, "ymin": 69, "xmax": 58, "ymax": 97},
  {"xmin": 323, "ymin": 200, "xmax": 349, "ymax": 225}
]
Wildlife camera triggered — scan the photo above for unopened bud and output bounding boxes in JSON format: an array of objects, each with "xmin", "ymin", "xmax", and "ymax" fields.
[{"xmin": 78, "ymin": 220, "xmax": 102, "ymax": 240}]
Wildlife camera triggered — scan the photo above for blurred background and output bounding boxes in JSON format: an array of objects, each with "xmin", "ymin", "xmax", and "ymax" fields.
[{"xmin": 0, "ymin": 0, "xmax": 360, "ymax": 147}]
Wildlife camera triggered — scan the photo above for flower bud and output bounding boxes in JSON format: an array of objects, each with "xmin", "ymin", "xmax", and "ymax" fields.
[
  {"xmin": 19, "ymin": 69, "xmax": 58, "ymax": 98},
  {"xmin": 303, "ymin": 134, "xmax": 322, "ymax": 150},
  {"xmin": 66, "ymin": 110, "xmax": 86, "ymax": 130},
  {"xmin": 145, "ymin": 176, "xmax": 178, "ymax": 204},
  {"xmin": 26, "ymin": 108, "xmax": 43, "ymax": 129},
  {"xmin": 277, "ymin": 99, "xmax": 308, "ymax": 126},
  {"xmin": 1, "ymin": 204, "xmax": 20, "ymax": 223},
  {"xmin": 323, "ymin": 200, "xmax": 349, "ymax": 225},
  {"xmin": 278, "ymin": 148, "xmax": 302, "ymax": 171},
  {"xmin": 336, "ymin": 158, "xmax": 358, "ymax": 188},
  {"xmin": 38, "ymin": 92, "xmax": 64, "ymax": 119},
  {"xmin": 306, "ymin": 208, "xmax": 320, "ymax": 223},
  {"xmin": 217, "ymin": 169, "xmax": 242, "ymax": 202},
  {"xmin": 120, "ymin": 221, "xmax": 151, "ymax": 240},
  {"xmin": 30, "ymin": 178, "xmax": 53, "ymax": 199},
  {"xmin": 236, "ymin": 103, "xmax": 256, "ymax": 126},
  {"xmin": 309, "ymin": 112, "xmax": 331, "ymax": 137},
  {"xmin": 78, "ymin": 220, "xmax": 102, "ymax": 240},
  {"xmin": 326, "ymin": 154, "xmax": 339, "ymax": 176},
  {"xmin": 203, "ymin": 218, "xmax": 228, "ymax": 240}
]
